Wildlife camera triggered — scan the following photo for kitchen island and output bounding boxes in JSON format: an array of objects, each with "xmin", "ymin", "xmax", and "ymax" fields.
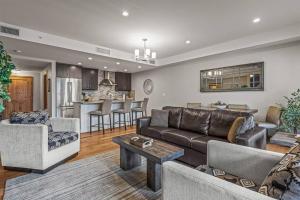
[{"xmin": 74, "ymin": 100, "xmax": 143, "ymax": 133}]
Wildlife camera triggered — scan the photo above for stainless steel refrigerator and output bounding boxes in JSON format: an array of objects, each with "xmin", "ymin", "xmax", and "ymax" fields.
[{"xmin": 57, "ymin": 77, "xmax": 82, "ymax": 118}]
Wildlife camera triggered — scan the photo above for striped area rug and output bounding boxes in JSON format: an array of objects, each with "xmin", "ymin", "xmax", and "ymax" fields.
[{"xmin": 4, "ymin": 150, "xmax": 161, "ymax": 200}]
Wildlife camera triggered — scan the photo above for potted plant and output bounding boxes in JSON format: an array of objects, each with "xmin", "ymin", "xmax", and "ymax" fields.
[
  {"xmin": 280, "ymin": 89, "xmax": 300, "ymax": 135},
  {"xmin": 0, "ymin": 41, "xmax": 15, "ymax": 113}
]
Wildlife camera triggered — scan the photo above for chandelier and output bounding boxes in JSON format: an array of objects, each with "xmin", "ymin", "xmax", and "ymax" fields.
[{"xmin": 134, "ymin": 38, "xmax": 157, "ymax": 64}]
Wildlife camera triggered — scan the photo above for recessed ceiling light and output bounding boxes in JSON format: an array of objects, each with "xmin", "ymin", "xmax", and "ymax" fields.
[
  {"xmin": 185, "ymin": 40, "xmax": 191, "ymax": 44},
  {"xmin": 138, "ymin": 65, "xmax": 142, "ymax": 69},
  {"xmin": 88, "ymin": 57, "xmax": 93, "ymax": 60},
  {"xmin": 116, "ymin": 62, "xmax": 120, "ymax": 65},
  {"xmin": 77, "ymin": 62, "xmax": 82, "ymax": 65},
  {"xmin": 253, "ymin": 18, "xmax": 261, "ymax": 23},
  {"xmin": 104, "ymin": 66, "xmax": 108, "ymax": 69},
  {"xmin": 124, "ymin": 69, "xmax": 128, "ymax": 72},
  {"xmin": 122, "ymin": 10, "xmax": 129, "ymax": 17}
]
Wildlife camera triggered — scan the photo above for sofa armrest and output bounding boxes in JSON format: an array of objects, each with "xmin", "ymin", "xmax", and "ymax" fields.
[
  {"xmin": 162, "ymin": 161, "xmax": 274, "ymax": 200},
  {"xmin": 50, "ymin": 118, "xmax": 80, "ymax": 133},
  {"xmin": 136, "ymin": 117, "xmax": 151, "ymax": 135},
  {"xmin": 207, "ymin": 140, "xmax": 284, "ymax": 185},
  {"xmin": 236, "ymin": 126, "xmax": 267, "ymax": 149},
  {"xmin": 0, "ymin": 120, "xmax": 48, "ymax": 168}
]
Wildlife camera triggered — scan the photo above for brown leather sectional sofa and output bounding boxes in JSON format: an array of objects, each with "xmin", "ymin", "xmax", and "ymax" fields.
[{"xmin": 136, "ymin": 106, "xmax": 266, "ymax": 167}]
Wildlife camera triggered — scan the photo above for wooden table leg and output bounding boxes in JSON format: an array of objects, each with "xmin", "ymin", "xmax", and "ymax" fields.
[
  {"xmin": 120, "ymin": 147, "xmax": 141, "ymax": 170},
  {"xmin": 147, "ymin": 160, "xmax": 161, "ymax": 192}
]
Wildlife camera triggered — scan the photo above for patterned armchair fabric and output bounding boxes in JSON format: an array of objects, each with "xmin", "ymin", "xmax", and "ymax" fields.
[
  {"xmin": 48, "ymin": 131, "xmax": 79, "ymax": 151},
  {"xmin": 10, "ymin": 111, "xmax": 53, "ymax": 132},
  {"xmin": 197, "ymin": 165, "xmax": 259, "ymax": 191}
]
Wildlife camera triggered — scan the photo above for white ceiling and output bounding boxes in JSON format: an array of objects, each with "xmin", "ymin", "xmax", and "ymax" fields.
[
  {"xmin": 1, "ymin": 0, "xmax": 300, "ymax": 59},
  {"xmin": 12, "ymin": 57, "xmax": 49, "ymax": 72},
  {"xmin": 1, "ymin": 37, "xmax": 155, "ymax": 73}
]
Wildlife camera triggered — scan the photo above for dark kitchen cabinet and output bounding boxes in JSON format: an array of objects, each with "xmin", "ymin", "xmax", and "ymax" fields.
[
  {"xmin": 56, "ymin": 63, "xmax": 82, "ymax": 79},
  {"xmin": 115, "ymin": 72, "xmax": 131, "ymax": 91},
  {"xmin": 82, "ymin": 68, "xmax": 99, "ymax": 90}
]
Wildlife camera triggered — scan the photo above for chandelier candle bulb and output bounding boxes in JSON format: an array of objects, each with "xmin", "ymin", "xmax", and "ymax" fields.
[
  {"xmin": 145, "ymin": 49, "xmax": 151, "ymax": 58},
  {"xmin": 151, "ymin": 52, "xmax": 157, "ymax": 59},
  {"xmin": 134, "ymin": 49, "xmax": 140, "ymax": 58}
]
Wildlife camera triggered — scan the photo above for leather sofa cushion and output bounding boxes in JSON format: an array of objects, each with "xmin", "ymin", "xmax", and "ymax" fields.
[
  {"xmin": 179, "ymin": 108, "xmax": 211, "ymax": 135},
  {"xmin": 161, "ymin": 129, "xmax": 201, "ymax": 148},
  {"xmin": 191, "ymin": 136, "xmax": 227, "ymax": 154},
  {"xmin": 140, "ymin": 126, "xmax": 177, "ymax": 139},
  {"xmin": 162, "ymin": 106, "xmax": 183, "ymax": 129},
  {"xmin": 208, "ymin": 110, "xmax": 250, "ymax": 138}
]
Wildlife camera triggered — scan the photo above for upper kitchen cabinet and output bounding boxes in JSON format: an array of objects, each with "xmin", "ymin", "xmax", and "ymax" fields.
[
  {"xmin": 82, "ymin": 68, "xmax": 99, "ymax": 90},
  {"xmin": 115, "ymin": 72, "xmax": 131, "ymax": 91},
  {"xmin": 56, "ymin": 63, "xmax": 82, "ymax": 79}
]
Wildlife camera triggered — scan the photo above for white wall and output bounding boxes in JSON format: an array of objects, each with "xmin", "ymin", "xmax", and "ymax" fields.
[
  {"xmin": 12, "ymin": 71, "xmax": 43, "ymax": 111},
  {"xmin": 132, "ymin": 42, "xmax": 300, "ymax": 120}
]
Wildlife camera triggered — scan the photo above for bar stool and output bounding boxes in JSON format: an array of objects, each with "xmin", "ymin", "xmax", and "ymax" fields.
[
  {"xmin": 131, "ymin": 97, "xmax": 149, "ymax": 125},
  {"xmin": 89, "ymin": 99, "xmax": 112, "ymax": 134},
  {"xmin": 113, "ymin": 99, "xmax": 133, "ymax": 130}
]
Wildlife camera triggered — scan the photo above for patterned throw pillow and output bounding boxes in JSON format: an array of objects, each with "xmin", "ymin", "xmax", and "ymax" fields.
[
  {"xmin": 197, "ymin": 165, "xmax": 259, "ymax": 191},
  {"xmin": 10, "ymin": 111, "xmax": 53, "ymax": 132},
  {"xmin": 258, "ymin": 143, "xmax": 300, "ymax": 200},
  {"xmin": 238, "ymin": 115, "xmax": 255, "ymax": 134}
]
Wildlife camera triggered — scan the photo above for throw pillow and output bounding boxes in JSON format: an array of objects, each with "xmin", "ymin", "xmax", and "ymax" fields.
[
  {"xmin": 258, "ymin": 143, "xmax": 300, "ymax": 200},
  {"xmin": 197, "ymin": 165, "xmax": 259, "ymax": 191},
  {"xmin": 238, "ymin": 115, "xmax": 255, "ymax": 134},
  {"xmin": 150, "ymin": 109, "xmax": 169, "ymax": 128},
  {"xmin": 10, "ymin": 111, "xmax": 53, "ymax": 132},
  {"xmin": 227, "ymin": 117, "xmax": 245, "ymax": 143}
]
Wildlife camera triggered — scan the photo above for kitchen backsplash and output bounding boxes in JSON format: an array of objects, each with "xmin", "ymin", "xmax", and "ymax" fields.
[{"xmin": 82, "ymin": 70, "xmax": 133, "ymax": 100}]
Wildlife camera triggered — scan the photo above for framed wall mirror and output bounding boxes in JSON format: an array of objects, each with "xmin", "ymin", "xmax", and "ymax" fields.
[{"xmin": 200, "ymin": 62, "xmax": 264, "ymax": 92}]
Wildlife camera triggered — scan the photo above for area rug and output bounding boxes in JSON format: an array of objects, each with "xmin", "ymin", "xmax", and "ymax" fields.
[{"xmin": 4, "ymin": 150, "xmax": 161, "ymax": 200}]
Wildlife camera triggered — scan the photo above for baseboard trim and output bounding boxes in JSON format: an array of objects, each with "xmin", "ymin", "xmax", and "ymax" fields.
[{"xmin": 4, "ymin": 152, "xmax": 79, "ymax": 174}]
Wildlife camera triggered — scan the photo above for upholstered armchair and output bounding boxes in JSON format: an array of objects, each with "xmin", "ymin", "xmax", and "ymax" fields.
[
  {"xmin": 0, "ymin": 118, "xmax": 80, "ymax": 173},
  {"xmin": 163, "ymin": 140, "xmax": 284, "ymax": 200}
]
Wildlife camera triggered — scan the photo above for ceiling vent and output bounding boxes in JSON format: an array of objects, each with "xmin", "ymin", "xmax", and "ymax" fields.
[
  {"xmin": 95, "ymin": 47, "xmax": 110, "ymax": 55},
  {"xmin": 0, "ymin": 26, "xmax": 20, "ymax": 36}
]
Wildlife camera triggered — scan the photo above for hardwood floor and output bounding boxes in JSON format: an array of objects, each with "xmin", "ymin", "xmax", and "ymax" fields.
[{"xmin": 0, "ymin": 126, "xmax": 290, "ymax": 199}]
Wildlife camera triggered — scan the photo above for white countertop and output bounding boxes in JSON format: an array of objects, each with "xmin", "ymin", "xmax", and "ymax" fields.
[{"xmin": 73, "ymin": 100, "xmax": 143, "ymax": 105}]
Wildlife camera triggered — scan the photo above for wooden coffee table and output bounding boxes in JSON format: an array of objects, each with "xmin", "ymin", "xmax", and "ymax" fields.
[{"xmin": 112, "ymin": 133, "xmax": 184, "ymax": 191}]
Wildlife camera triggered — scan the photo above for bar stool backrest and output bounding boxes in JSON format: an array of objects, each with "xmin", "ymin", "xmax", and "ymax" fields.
[
  {"xmin": 123, "ymin": 99, "xmax": 133, "ymax": 113},
  {"xmin": 101, "ymin": 99, "xmax": 113, "ymax": 115},
  {"xmin": 142, "ymin": 98, "xmax": 149, "ymax": 111}
]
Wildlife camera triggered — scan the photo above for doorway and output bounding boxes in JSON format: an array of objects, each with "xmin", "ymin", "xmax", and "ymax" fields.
[{"xmin": 3, "ymin": 76, "xmax": 33, "ymax": 118}]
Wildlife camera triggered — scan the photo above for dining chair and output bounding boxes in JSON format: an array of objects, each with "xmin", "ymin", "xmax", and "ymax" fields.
[
  {"xmin": 257, "ymin": 106, "xmax": 282, "ymax": 137},
  {"xmin": 89, "ymin": 99, "xmax": 112, "ymax": 134},
  {"xmin": 113, "ymin": 99, "xmax": 133, "ymax": 130}
]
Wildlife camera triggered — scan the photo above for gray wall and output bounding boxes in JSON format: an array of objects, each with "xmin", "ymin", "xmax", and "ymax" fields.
[{"xmin": 132, "ymin": 42, "xmax": 300, "ymax": 120}]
